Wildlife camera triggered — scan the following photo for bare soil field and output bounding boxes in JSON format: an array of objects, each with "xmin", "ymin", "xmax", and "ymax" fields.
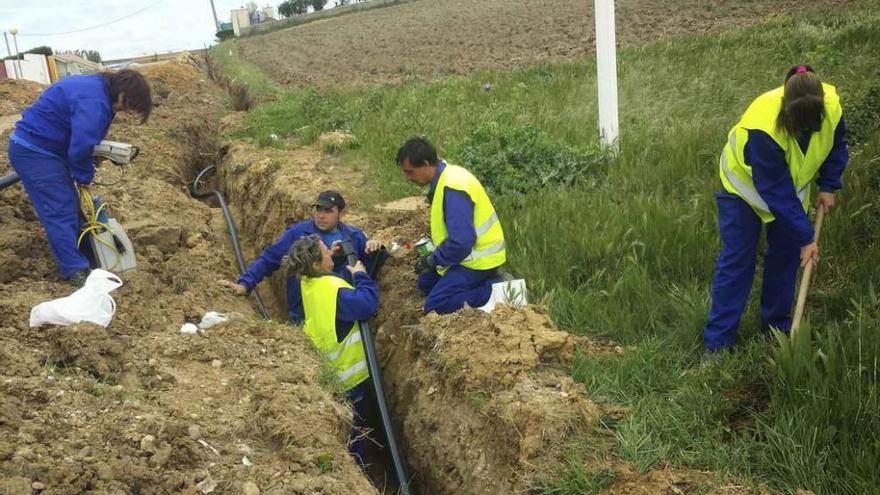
[{"xmin": 237, "ymin": 0, "xmax": 847, "ymax": 87}]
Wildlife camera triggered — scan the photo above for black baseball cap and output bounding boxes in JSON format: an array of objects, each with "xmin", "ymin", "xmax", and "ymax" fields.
[{"xmin": 312, "ymin": 190, "xmax": 346, "ymax": 210}]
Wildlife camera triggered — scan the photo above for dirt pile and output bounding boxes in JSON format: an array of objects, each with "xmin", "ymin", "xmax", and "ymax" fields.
[
  {"xmin": 377, "ymin": 305, "xmax": 600, "ymax": 494},
  {"xmin": 0, "ymin": 62, "xmax": 377, "ymax": 494},
  {"xmin": 0, "ymin": 79, "xmax": 44, "ymax": 116},
  {"xmin": 237, "ymin": 0, "xmax": 848, "ymax": 87}
]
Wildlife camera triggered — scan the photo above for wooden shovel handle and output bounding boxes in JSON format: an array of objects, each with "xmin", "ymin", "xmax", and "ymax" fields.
[{"xmin": 791, "ymin": 206, "xmax": 826, "ymax": 336}]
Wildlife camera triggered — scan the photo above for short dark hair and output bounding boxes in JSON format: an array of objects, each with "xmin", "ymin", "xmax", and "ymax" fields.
[
  {"xmin": 103, "ymin": 69, "xmax": 152, "ymax": 124},
  {"xmin": 396, "ymin": 136, "xmax": 438, "ymax": 167}
]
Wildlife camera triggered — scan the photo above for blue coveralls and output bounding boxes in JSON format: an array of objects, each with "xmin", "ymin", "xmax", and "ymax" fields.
[
  {"xmin": 237, "ymin": 219, "xmax": 375, "ymax": 324},
  {"xmin": 703, "ymin": 119, "xmax": 849, "ymax": 351},
  {"xmin": 7, "ymin": 74, "xmax": 114, "ymax": 279},
  {"xmin": 417, "ymin": 162, "xmax": 502, "ymax": 314},
  {"xmin": 327, "ymin": 271, "xmax": 380, "ymax": 465}
]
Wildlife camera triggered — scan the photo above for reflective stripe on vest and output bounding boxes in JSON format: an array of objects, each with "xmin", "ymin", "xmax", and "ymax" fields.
[
  {"xmin": 430, "ymin": 164, "xmax": 506, "ymax": 273},
  {"xmin": 475, "ymin": 212, "xmax": 499, "ymax": 236},
  {"xmin": 719, "ymin": 83, "xmax": 842, "ymax": 222},
  {"xmin": 339, "ymin": 361, "xmax": 369, "ymax": 383},
  {"xmin": 301, "ymin": 275, "xmax": 369, "ymax": 390},
  {"xmin": 325, "ymin": 329, "xmax": 362, "ymax": 362},
  {"xmin": 720, "ymin": 132, "xmax": 809, "ymax": 213}
]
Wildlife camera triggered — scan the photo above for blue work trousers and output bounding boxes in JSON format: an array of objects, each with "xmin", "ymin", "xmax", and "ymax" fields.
[
  {"xmin": 417, "ymin": 265, "xmax": 499, "ymax": 314},
  {"xmin": 8, "ymin": 140, "xmax": 91, "ymax": 279},
  {"xmin": 704, "ymin": 191, "xmax": 802, "ymax": 351}
]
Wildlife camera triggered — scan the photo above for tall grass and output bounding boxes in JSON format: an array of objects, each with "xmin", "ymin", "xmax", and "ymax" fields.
[{"xmin": 214, "ymin": 3, "xmax": 880, "ymax": 493}]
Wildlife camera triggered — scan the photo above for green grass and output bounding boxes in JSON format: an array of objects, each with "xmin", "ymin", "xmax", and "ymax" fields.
[
  {"xmin": 210, "ymin": 41, "xmax": 280, "ymax": 102},
  {"xmin": 217, "ymin": 2, "xmax": 880, "ymax": 493}
]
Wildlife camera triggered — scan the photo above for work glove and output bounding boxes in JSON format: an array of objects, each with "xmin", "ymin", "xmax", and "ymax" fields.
[{"xmin": 414, "ymin": 255, "xmax": 436, "ymax": 276}]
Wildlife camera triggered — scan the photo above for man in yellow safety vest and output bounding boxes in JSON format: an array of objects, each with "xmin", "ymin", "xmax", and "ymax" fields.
[{"xmin": 396, "ymin": 136, "xmax": 506, "ymax": 314}]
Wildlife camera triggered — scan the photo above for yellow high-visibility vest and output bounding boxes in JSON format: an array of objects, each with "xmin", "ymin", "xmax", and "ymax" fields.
[
  {"xmin": 301, "ymin": 275, "xmax": 369, "ymax": 391},
  {"xmin": 719, "ymin": 83, "xmax": 843, "ymax": 223},
  {"xmin": 430, "ymin": 164, "xmax": 506, "ymax": 274}
]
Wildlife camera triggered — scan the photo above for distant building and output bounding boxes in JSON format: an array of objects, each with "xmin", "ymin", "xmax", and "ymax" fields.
[
  {"xmin": 230, "ymin": 5, "xmax": 277, "ymax": 37},
  {"xmin": 3, "ymin": 53, "xmax": 52, "ymax": 84},
  {"xmin": 53, "ymin": 52, "xmax": 104, "ymax": 78},
  {"xmin": 231, "ymin": 8, "xmax": 251, "ymax": 37}
]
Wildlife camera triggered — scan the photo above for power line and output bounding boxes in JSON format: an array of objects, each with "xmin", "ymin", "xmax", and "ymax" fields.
[{"xmin": 17, "ymin": 0, "xmax": 166, "ymax": 37}]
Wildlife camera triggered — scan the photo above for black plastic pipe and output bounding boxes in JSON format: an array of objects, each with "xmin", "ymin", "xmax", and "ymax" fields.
[
  {"xmin": 190, "ymin": 165, "xmax": 269, "ymax": 320},
  {"xmin": 342, "ymin": 240, "xmax": 413, "ymax": 494},
  {"xmin": 0, "ymin": 172, "xmax": 20, "ymax": 191}
]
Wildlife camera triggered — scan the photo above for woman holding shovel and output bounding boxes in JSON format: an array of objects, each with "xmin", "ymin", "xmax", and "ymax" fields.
[{"xmin": 703, "ymin": 65, "xmax": 849, "ymax": 352}]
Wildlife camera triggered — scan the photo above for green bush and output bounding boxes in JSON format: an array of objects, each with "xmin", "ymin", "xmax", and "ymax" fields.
[
  {"xmin": 454, "ymin": 123, "xmax": 609, "ymax": 196},
  {"xmin": 215, "ymin": 28, "xmax": 234, "ymax": 41}
]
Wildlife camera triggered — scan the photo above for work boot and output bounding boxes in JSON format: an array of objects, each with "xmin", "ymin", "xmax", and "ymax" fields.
[{"xmin": 67, "ymin": 270, "xmax": 90, "ymax": 288}]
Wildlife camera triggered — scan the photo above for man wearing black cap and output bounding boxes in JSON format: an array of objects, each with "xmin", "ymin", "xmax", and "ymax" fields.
[{"xmin": 221, "ymin": 190, "xmax": 382, "ymax": 324}]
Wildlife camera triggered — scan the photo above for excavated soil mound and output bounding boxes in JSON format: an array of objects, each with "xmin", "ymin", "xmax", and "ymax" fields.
[
  {"xmin": 0, "ymin": 62, "xmax": 377, "ymax": 494},
  {"xmin": 378, "ymin": 305, "xmax": 600, "ymax": 494},
  {"xmin": 0, "ymin": 79, "xmax": 44, "ymax": 116}
]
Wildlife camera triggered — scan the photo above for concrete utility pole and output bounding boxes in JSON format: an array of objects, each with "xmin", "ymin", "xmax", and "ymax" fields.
[
  {"xmin": 9, "ymin": 27, "xmax": 22, "ymax": 80},
  {"xmin": 209, "ymin": 0, "xmax": 221, "ymax": 30},
  {"xmin": 594, "ymin": 0, "xmax": 620, "ymax": 152},
  {"xmin": 2, "ymin": 31, "xmax": 16, "ymax": 79}
]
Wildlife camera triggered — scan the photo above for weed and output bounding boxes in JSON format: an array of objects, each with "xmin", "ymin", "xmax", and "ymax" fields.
[
  {"xmin": 316, "ymin": 452, "xmax": 335, "ymax": 473},
  {"xmin": 468, "ymin": 390, "xmax": 491, "ymax": 411}
]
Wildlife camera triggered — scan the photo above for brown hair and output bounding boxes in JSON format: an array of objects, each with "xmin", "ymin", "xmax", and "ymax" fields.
[
  {"xmin": 103, "ymin": 69, "xmax": 152, "ymax": 124},
  {"xmin": 777, "ymin": 65, "xmax": 824, "ymax": 137},
  {"xmin": 287, "ymin": 235, "xmax": 324, "ymax": 278}
]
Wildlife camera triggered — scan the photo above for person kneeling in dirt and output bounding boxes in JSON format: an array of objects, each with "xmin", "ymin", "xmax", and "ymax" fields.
[
  {"xmin": 396, "ymin": 136, "xmax": 506, "ymax": 314},
  {"xmin": 221, "ymin": 190, "xmax": 383, "ymax": 324},
  {"xmin": 289, "ymin": 234, "xmax": 378, "ymax": 465},
  {"xmin": 7, "ymin": 69, "xmax": 152, "ymax": 286}
]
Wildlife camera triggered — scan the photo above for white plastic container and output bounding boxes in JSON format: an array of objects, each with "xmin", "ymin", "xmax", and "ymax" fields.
[{"xmin": 91, "ymin": 218, "xmax": 137, "ymax": 272}]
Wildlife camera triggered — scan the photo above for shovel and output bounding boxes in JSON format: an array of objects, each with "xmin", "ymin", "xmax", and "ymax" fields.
[{"xmin": 791, "ymin": 205, "xmax": 826, "ymax": 336}]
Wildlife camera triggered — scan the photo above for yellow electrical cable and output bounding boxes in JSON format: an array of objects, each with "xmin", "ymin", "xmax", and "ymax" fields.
[{"xmin": 76, "ymin": 185, "xmax": 122, "ymax": 270}]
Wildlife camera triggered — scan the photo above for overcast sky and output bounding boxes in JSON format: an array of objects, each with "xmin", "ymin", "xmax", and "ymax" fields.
[{"xmin": 0, "ymin": 0, "xmax": 321, "ymax": 61}]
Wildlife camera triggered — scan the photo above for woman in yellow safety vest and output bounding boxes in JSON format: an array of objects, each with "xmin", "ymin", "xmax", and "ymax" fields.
[
  {"xmin": 287, "ymin": 234, "xmax": 379, "ymax": 465},
  {"xmin": 704, "ymin": 65, "xmax": 849, "ymax": 352}
]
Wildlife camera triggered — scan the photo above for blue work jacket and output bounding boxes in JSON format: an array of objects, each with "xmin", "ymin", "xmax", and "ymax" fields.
[{"xmin": 13, "ymin": 74, "xmax": 114, "ymax": 185}]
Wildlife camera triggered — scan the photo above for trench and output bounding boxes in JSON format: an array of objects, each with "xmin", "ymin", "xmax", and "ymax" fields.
[
  {"xmin": 199, "ymin": 138, "xmax": 600, "ymax": 495},
  {"xmin": 183, "ymin": 52, "xmax": 601, "ymax": 493}
]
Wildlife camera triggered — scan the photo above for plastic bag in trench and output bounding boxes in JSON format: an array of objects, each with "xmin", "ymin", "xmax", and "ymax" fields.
[{"xmin": 29, "ymin": 269, "xmax": 123, "ymax": 328}]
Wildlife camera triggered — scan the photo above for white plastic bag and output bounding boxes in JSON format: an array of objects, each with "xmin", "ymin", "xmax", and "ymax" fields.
[
  {"xmin": 479, "ymin": 279, "xmax": 528, "ymax": 313},
  {"xmin": 198, "ymin": 311, "xmax": 230, "ymax": 329},
  {"xmin": 29, "ymin": 269, "xmax": 123, "ymax": 328}
]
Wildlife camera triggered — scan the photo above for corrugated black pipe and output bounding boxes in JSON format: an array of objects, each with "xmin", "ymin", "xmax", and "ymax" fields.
[
  {"xmin": 342, "ymin": 240, "xmax": 414, "ymax": 494},
  {"xmin": 189, "ymin": 164, "xmax": 269, "ymax": 320}
]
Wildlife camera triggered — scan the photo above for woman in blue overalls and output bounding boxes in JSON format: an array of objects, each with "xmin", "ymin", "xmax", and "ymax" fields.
[
  {"xmin": 7, "ymin": 69, "xmax": 152, "ymax": 286},
  {"xmin": 704, "ymin": 65, "xmax": 849, "ymax": 351}
]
